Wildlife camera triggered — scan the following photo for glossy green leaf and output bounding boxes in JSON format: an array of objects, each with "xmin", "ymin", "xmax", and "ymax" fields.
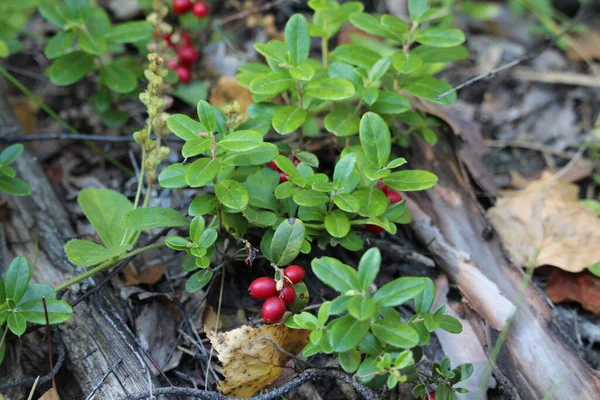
[
  {"xmin": 64, "ymin": 239, "xmax": 130, "ymax": 267},
  {"xmin": 105, "ymin": 21, "xmax": 153, "ymax": 44},
  {"xmin": 370, "ymin": 92, "xmax": 411, "ymax": 115},
  {"xmin": 219, "ymin": 130, "xmax": 263, "ymax": 151},
  {"xmin": 311, "ymin": 256, "xmax": 359, "ymax": 292},
  {"xmin": 215, "ymin": 180, "xmax": 249, "ymax": 212},
  {"xmin": 196, "ymin": 100, "xmax": 216, "ymax": 133},
  {"xmin": 372, "ymin": 317, "xmax": 419, "ymax": 348},
  {"xmin": 189, "ymin": 194, "xmax": 218, "ymax": 216},
  {"xmin": 359, "ymin": 112, "xmax": 391, "ymax": 168},
  {"xmin": 285, "ymin": 14, "xmax": 310, "ymax": 65},
  {"xmin": 121, "ymin": 207, "xmax": 189, "ymax": 230},
  {"xmin": 18, "ymin": 298, "xmax": 73, "ymax": 324},
  {"xmin": 349, "ymin": 13, "xmax": 404, "ymax": 42},
  {"xmin": 438, "ymin": 315, "xmax": 463, "ymax": 333},
  {"xmin": 182, "ymin": 136, "xmax": 211, "ymax": 157},
  {"xmin": 4, "ymin": 256, "xmax": 30, "ymax": 302},
  {"xmin": 401, "ymin": 76, "xmax": 456, "ymax": 105},
  {"xmin": 289, "ymin": 61, "xmax": 315, "ymax": 80},
  {"xmin": 414, "ymin": 277, "xmax": 435, "ymax": 314},
  {"xmin": 45, "ymin": 30, "xmax": 75, "ymax": 59},
  {"xmin": 270, "ymin": 218, "xmax": 305, "ymax": 266},
  {"xmin": 352, "ymin": 187, "xmax": 388, "ymax": 217},
  {"xmin": 185, "ymin": 270, "xmax": 213, "ymax": 293},
  {"xmin": 7, "ymin": 312, "xmax": 26, "ymax": 336},
  {"xmin": 224, "ymin": 143, "xmax": 279, "ymax": 166},
  {"xmin": 0, "ymin": 144, "xmax": 24, "ymax": 165},
  {"xmin": 273, "ymin": 106, "xmax": 307, "ymax": 134},
  {"xmin": 330, "ymin": 314, "xmax": 370, "ymax": 352},
  {"xmin": 347, "ymin": 296, "xmax": 378, "ymax": 321},
  {"xmin": 383, "ymin": 170, "xmax": 438, "ymax": 191},
  {"xmin": 415, "ymin": 28, "xmax": 465, "ymax": 48},
  {"xmin": 78, "ymin": 188, "xmax": 132, "ymax": 248},
  {"xmin": 333, "ymin": 193, "xmax": 360, "ymax": 213},
  {"xmin": 373, "ymin": 277, "xmax": 424, "ymax": 307},
  {"xmin": 158, "ymin": 163, "xmax": 188, "ymax": 189},
  {"xmin": 408, "ymin": 0, "xmax": 429, "ymax": 22},
  {"xmin": 293, "ymin": 189, "xmax": 329, "ymax": 207},
  {"xmin": 47, "ymin": 51, "xmax": 95, "ymax": 85},
  {"xmin": 358, "ymin": 247, "xmax": 380, "ymax": 290},
  {"xmin": 412, "ymin": 45, "xmax": 469, "ymax": 63},
  {"xmin": 185, "ymin": 158, "xmax": 221, "ymax": 188},
  {"xmin": 167, "ymin": 114, "xmax": 204, "ymax": 141},
  {"xmin": 391, "ymin": 52, "xmax": 424, "ymax": 74},
  {"xmin": 324, "ymin": 210, "xmax": 350, "ymax": 238},
  {"xmin": 249, "ymin": 72, "xmax": 293, "ymax": 95},
  {"xmin": 324, "ymin": 109, "xmax": 359, "ymax": 137},
  {"xmin": 305, "ymin": 78, "xmax": 355, "ymax": 100},
  {"xmin": 0, "ymin": 175, "xmax": 31, "ymax": 196},
  {"xmin": 78, "ymin": 8, "xmax": 110, "ymax": 55},
  {"xmin": 100, "ymin": 62, "xmax": 137, "ymax": 93},
  {"xmin": 339, "ymin": 349, "xmax": 362, "ymax": 373}
]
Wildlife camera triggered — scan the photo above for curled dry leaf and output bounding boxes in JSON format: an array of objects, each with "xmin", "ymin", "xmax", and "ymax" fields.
[
  {"xmin": 206, "ymin": 323, "xmax": 309, "ymax": 398},
  {"xmin": 209, "ymin": 76, "xmax": 253, "ymax": 117},
  {"xmin": 487, "ymin": 172, "xmax": 600, "ymax": 272},
  {"xmin": 546, "ymin": 269, "xmax": 600, "ymax": 315},
  {"xmin": 39, "ymin": 387, "xmax": 60, "ymax": 400}
]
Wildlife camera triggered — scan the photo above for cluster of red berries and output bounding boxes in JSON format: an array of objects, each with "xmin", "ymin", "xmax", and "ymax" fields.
[
  {"xmin": 267, "ymin": 156, "xmax": 301, "ymax": 183},
  {"xmin": 248, "ymin": 265, "xmax": 305, "ymax": 323},
  {"xmin": 164, "ymin": 33, "xmax": 198, "ymax": 83},
  {"xmin": 172, "ymin": 0, "xmax": 209, "ymax": 18},
  {"xmin": 366, "ymin": 182, "xmax": 403, "ymax": 234}
]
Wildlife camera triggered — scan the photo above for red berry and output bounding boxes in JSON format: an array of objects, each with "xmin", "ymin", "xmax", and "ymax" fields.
[
  {"xmin": 166, "ymin": 59, "xmax": 179, "ymax": 71},
  {"xmin": 192, "ymin": 1, "xmax": 209, "ymax": 18},
  {"xmin": 180, "ymin": 33, "xmax": 193, "ymax": 47},
  {"xmin": 427, "ymin": 391, "xmax": 436, "ymax": 399},
  {"xmin": 366, "ymin": 224, "xmax": 383, "ymax": 234},
  {"xmin": 284, "ymin": 265, "xmax": 305, "ymax": 284},
  {"xmin": 249, "ymin": 277, "xmax": 278, "ymax": 299},
  {"xmin": 268, "ymin": 160, "xmax": 279, "ymax": 171},
  {"xmin": 178, "ymin": 46, "xmax": 198, "ymax": 66},
  {"xmin": 279, "ymin": 285, "xmax": 296, "ymax": 305},
  {"xmin": 293, "ymin": 157, "xmax": 300, "ymax": 166},
  {"xmin": 386, "ymin": 191, "xmax": 402, "ymax": 204},
  {"xmin": 261, "ymin": 297, "xmax": 286, "ymax": 323},
  {"xmin": 279, "ymin": 172, "xmax": 288, "ymax": 183},
  {"xmin": 174, "ymin": 65, "xmax": 191, "ymax": 83},
  {"xmin": 379, "ymin": 182, "xmax": 390, "ymax": 193},
  {"xmin": 172, "ymin": 0, "xmax": 192, "ymax": 14}
]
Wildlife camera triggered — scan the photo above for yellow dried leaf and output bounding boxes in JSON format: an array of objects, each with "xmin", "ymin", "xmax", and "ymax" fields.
[
  {"xmin": 209, "ymin": 76, "xmax": 253, "ymax": 117},
  {"xmin": 487, "ymin": 172, "xmax": 600, "ymax": 272},
  {"xmin": 39, "ymin": 387, "xmax": 60, "ymax": 400},
  {"xmin": 206, "ymin": 323, "xmax": 309, "ymax": 398}
]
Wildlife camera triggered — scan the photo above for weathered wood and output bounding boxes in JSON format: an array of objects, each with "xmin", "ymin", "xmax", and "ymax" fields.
[
  {"xmin": 407, "ymin": 126, "xmax": 600, "ymax": 399},
  {"xmin": 0, "ymin": 78, "xmax": 158, "ymax": 399}
]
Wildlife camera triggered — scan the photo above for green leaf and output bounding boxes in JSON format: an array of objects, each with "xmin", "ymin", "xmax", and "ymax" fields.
[
  {"xmin": 330, "ymin": 314, "xmax": 370, "ymax": 352},
  {"xmin": 401, "ymin": 76, "xmax": 456, "ymax": 105},
  {"xmin": 372, "ymin": 317, "xmax": 419, "ymax": 348},
  {"xmin": 581, "ymin": 199, "xmax": 600, "ymax": 216},
  {"xmin": 293, "ymin": 189, "xmax": 329, "ymax": 207},
  {"xmin": 312, "ymin": 256, "xmax": 359, "ymax": 292},
  {"xmin": 331, "ymin": 44, "xmax": 381, "ymax": 68},
  {"xmin": 305, "ymin": 78, "xmax": 355, "ymax": 101},
  {"xmin": 78, "ymin": 7, "xmax": 110, "ymax": 55},
  {"xmin": 349, "ymin": 13, "xmax": 404, "ymax": 42},
  {"xmin": 373, "ymin": 277, "xmax": 424, "ymax": 307},
  {"xmin": 289, "ymin": 61, "xmax": 315, "ymax": 80},
  {"xmin": 121, "ymin": 207, "xmax": 189, "ymax": 230},
  {"xmin": 18, "ymin": 298, "xmax": 73, "ymax": 324},
  {"xmin": 47, "ymin": 51, "xmax": 95, "ymax": 85},
  {"xmin": 158, "ymin": 163, "xmax": 188, "ymax": 189},
  {"xmin": 408, "ymin": 0, "xmax": 429, "ymax": 22},
  {"xmin": 182, "ymin": 136, "xmax": 211, "ymax": 157},
  {"xmin": 219, "ymin": 130, "xmax": 263, "ymax": 151},
  {"xmin": 414, "ymin": 277, "xmax": 435, "ymax": 314},
  {"xmin": 370, "ymin": 92, "xmax": 410, "ymax": 115},
  {"xmin": 412, "ymin": 45, "xmax": 469, "ymax": 63},
  {"xmin": 285, "ymin": 14, "xmax": 310, "ymax": 65},
  {"xmin": 0, "ymin": 175, "xmax": 31, "ymax": 196},
  {"xmin": 185, "ymin": 158, "xmax": 221, "ymax": 188},
  {"xmin": 358, "ymin": 247, "xmax": 380, "ymax": 290},
  {"xmin": 45, "ymin": 30, "xmax": 75, "ymax": 59},
  {"xmin": 250, "ymin": 72, "xmax": 293, "ymax": 95},
  {"xmin": 215, "ymin": 180, "xmax": 249, "ymax": 212},
  {"xmin": 168, "ymin": 114, "xmax": 205, "ymax": 141},
  {"xmin": 347, "ymin": 296, "xmax": 377, "ymax": 321},
  {"xmin": 223, "ymin": 143, "xmax": 278, "ymax": 166},
  {"xmin": 100, "ymin": 61, "xmax": 137, "ymax": 93},
  {"xmin": 7, "ymin": 312, "xmax": 26, "ymax": 336},
  {"xmin": 359, "ymin": 112, "xmax": 391, "ymax": 168},
  {"xmin": 78, "ymin": 188, "xmax": 133, "ymax": 248},
  {"xmin": 391, "ymin": 52, "xmax": 424, "ymax": 74},
  {"xmin": 383, "ymin": 170, "xmax": 438, "ymax": 191},
  {"xmin": 105, "ymin": 21, "xmax": 153, "ymax": 44},
  {"xmin": 197, "ymin": 100, "xmax": 216, "ymax": 133},
  {"xmin": 38, "ymin": 5, "xmax": 68, "ymax": 28},
  {"xmin": 172, "ymin": 80, "xmax": 209, "ymax": 106},
  {"xmin": 255, "ymin": 40, "xmax": 288, "ymax": 64},
  {"xmin": 438, "ymin": 315, "xmax": 463, "ymax": 333},
  {"xmin": 369, "ymin": 57, "xmax": 392, "ymax": 81},
  {"xmin": 189, "ymin": 194, "xmax": 218, "ymax": 216},
  {"xmin": 0, "ymin": 144, "xmax": 24, "ymax": 165},
  {"xmin": 463, "ymin": 2, "xmax": 501, "ymax": 20},
  {"xmin": 273, "ymin": 106, "xmax": 307, "ymax": 135},
  {"xmin": 324, "ymin": 109, "xmax": 360, "ymax": 137},
  {"xmin": 244, "ymin": 207, "xmax": 277, "ymax": 227},
  {"xmin": 4, "ymin": 256, "xmax": 30, "ymax": 302},
  {"xmin": 339, "ymin": 349, "xmax": 362, "ymax": 373},
  {"xmin": 185, "ymin": 270, "xmax": 213, "ymax": 293},
  {"xmin": 64, "ymin": 239, "xmax": 130, "ymax": 267},
  {"xmin": 324, "ymin": 210, "xmax": 350, "ymax": 238},
  {"xmin": 270, "ymin": 218, "xmax": 305, "ymax": 266},
  {"xmin": 296, "ymin": 151, "xmax": 319, "ymax": 167},
  {"xmin": 353, "ymin": 188, "xmax": 388, "ymax": 217},
  {"xmin": 333, "ymin": 193, "xmax": 360, "ymax": 213},
  {"xmin": 415, "ymin": 28, "xmax": 465, "ymax": 48}
]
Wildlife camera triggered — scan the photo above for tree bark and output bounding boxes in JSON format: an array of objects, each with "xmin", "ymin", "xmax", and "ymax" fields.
[
  {"xmin": 406, "ymin": 109, "xmax": 600, "ymax": 399},
  {"xmin": 0, "ymin": 78, "xmax": 158, "ymax": 399}
]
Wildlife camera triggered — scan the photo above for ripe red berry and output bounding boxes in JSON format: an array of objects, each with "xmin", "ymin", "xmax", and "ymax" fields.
[
  {"xmin": 261, "ymin": 297, "xmax": 286, "ymax": 323},
  {"xmin": 284, "ymin": 265, "xmax": 305, "ymax": 284},
  {"xmin": 178, "ymin": 46, "xmax": 198, "ymax": 66},
  {"xmin": 174, "ymin": 65, "xmax": 191, "ymax": 83},
  {"xmin": 166, "ymin": 59, "xmax": 179, "ymax": 71},
  {"xmin": 427, "ymin": 390, "xmax": 436, "ymax": 399},
  {"xmin": 379, "ymin": 182, "xmax": 390, "ymax": 193},
  {"xmin": 279, "ymin": 172, "xmax": 288, "ymax": 184},
  {"xmin": 386, "ymin": 191, "xmax": 403, "ymax": 204},
  {"xmin": 249, "ymin": 277, "xmax": 278, "ymax": 299},
  {"xmin": 180, "ymin": 33, "xmax": 193, "ymax": 47},
  {"xmin": 192, "ymin": 1, "xmax": 209, "ymax": 18},
  {"xmin": 279, "ymin": 285, "xmax": 296, "ymax": 305},
  {"xmin": 268, "ymin": 160, "xmax": 279, "ymax": 171},
  {"xmin": 293, "ymin": 157, "xmax": 300, "ymax": 166},
  {"xmin": 172, "ymin": 0, "xmax": 192, "ymax": 14},
  {"xmin": 366, "ymin": 224, "xmax": 383, "ymax": 234}
]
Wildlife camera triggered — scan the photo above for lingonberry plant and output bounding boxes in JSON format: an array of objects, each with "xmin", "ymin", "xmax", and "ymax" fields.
[{"xmin": 0, "ymin": 144, "xmax": 31, "ymax": 196}]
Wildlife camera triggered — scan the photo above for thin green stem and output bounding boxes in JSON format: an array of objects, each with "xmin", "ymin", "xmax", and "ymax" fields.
[
  {"xmin": 55, "ymin": 242, "xmax": 166, "ymax": 291},
  {"xmin": 133, "ymin": 149, "xmax": 147, "ymax": 210},
  {"xmin": 321, "ymin": 37, "xmax": 329, "ymax": 68},
  {"xmin": 0, "ymin": 65, "xmax": 133, "ymax": 175}
]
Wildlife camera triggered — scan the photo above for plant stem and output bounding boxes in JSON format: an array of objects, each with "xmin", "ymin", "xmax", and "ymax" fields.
[
  {"xmin": 322, "ymin": 37, "xmax": 329, "ymax": 68},
  {"xmin": 55, "ymin": 242, "xmax": 166, "ymax": 291},
  {"xmin": 133, "ymin": 149, "xmax": 147, "ymax": 210},
  {"xmin": 0, "ymin": 65, "xmax": 133, "ymax": 175}
]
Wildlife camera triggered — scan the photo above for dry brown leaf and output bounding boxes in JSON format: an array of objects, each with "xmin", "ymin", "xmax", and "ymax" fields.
[
  {"xmin": 122, "ymin": 263, "xmax": 164, "ymax": 286},
  {"xmin": 487, "ymin": 171, "xmax": 600, "ymax": 271},
  {"xmin": 566, "ymin": 31, "xmax": 600, "ymax": 61},
  {"xmin": 546, "ymin": 269, "xmax": 600, "ymax": 315},
  {"xmin": 39, "ymin": 387, "xmax": 60, "ymax": 400},
  {"xmin": 206, "ymin": 324, "xmax": 309, "ymax": 398},
  {"xmin": 11, "ymin": 98, "xmax": 38, "ymax": 134},
  {"xmin": 209, "ymin": 76, "xmax": 253, "ymax": 117}
]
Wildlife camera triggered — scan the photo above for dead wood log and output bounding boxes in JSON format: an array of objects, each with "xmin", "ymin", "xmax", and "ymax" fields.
[
  {"xmin": 406, "ymin": 127, "xmax": 600, "ymax": 399},
  {"xmin": 0, "ymin": 78, "xmax": 159, "ymax": 398}
]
